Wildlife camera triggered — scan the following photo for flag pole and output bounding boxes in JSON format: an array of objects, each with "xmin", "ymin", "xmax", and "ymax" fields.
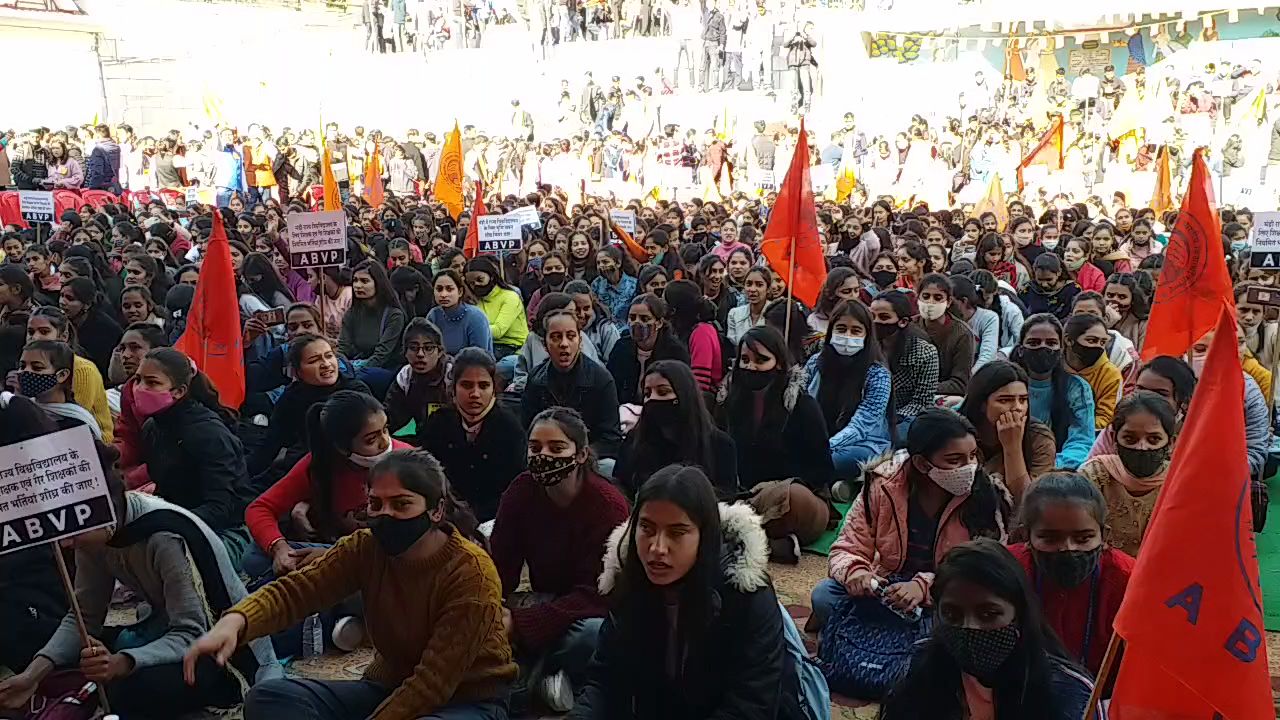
[
  {"xmin": 783, "ymin": 237, "xmax": 796, "ymax": 344},
  {"xmin": 1082, "ymin": 632, "xmax": 1124, "ymax": 720},
  {"xmin": 53, "ymin": 544, "xmax": 112, "ymax": 713}
]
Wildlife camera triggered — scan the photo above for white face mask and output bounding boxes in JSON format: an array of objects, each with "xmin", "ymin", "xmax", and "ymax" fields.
[
  {"xmin": 919, "ymin": 300, "xmax": 948, "ymax": 322},
  {"xmin": 1042, "ymin": 238, "xmax": 1059, "ymax": 250},
  {"xmin": 928, "ymin": 461, "xmax": 978, "ymax": 495},
  {"xmin": 349, "ymin": 438, "xmax": 393, "ymax": 469},
  {"xmin": 1103, "ymin": 304, "xmax": 1122, "ymax": 328},
  {"xmin": 830, "ymin": 334, "xmax": 864, "ymax": 357}
]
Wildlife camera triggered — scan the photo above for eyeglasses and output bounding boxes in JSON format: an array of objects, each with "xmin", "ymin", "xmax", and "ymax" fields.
[{"xmin": 407, "ymin": 344, "xmax": 441, "ymax": 355}]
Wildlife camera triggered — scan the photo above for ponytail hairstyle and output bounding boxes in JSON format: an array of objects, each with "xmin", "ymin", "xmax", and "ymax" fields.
[
  {"xmin": 369, "ymin": 449, "xmax": 485, "ymax": 548},
  {"xmin": 29, "ymin": 305, "xmax": 83, "ymax": 356},
  {"xmin": 141, "ymin": 347, "xmax": 237, "ymax": 427},
  {"xmin": 63, "ymin": 277, "xmax": 108, "ymax": 320},
  {"xmin": 305, "ymin": 390, "xmax": 386, "ymax": 540},
  {"xmin": 663, "ymin": 279, "xmax": 715, "ymax": 342}
]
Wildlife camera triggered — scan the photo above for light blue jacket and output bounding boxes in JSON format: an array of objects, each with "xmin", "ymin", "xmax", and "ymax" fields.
[
  {"xmin": 1029, "ymin": 374, "xmax": 1096, "ymax": 470},
  {"xmin": 803, "ymin": 354, "xmax": 893, "ymax": 477}
]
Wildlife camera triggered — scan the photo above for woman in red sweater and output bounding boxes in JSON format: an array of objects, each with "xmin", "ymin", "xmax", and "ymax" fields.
[
  {"xmin": 489, "ymin": 407, "xmax": 630, "ymax": 713},
  {"xmin": 1008, "ymin": 470, "xmax": 1134, "ymax": 676}
]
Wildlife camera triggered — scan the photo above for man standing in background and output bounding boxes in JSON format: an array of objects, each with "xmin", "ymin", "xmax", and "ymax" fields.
[{"xmin": 699, "ymin": 0, "xmax": 726, "ymax": 93}]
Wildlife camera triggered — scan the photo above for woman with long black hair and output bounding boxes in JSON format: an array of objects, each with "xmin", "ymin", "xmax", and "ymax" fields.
[
  {"xmin": 807, "ymin": 267, "xmax": 860, "ymax": 336},
  {"xmin": 338, "ymin": 259, "xmax": 406, "ymax": 396},
  {"xmin": 958, "ymin": 360, "xmax": 1058, "ymax": 502},
  {"xmin": 569, "ymin": 464, "xmax": 806, "ymax": 720},
  {"xmin": 663, "ymin": 279, "xmax": 725, "ymax": 394},
  {"xmin": 723, "ymin": 326, "xmax": 834, "ymax": 563},
  {"xmin": 802, "ymin": 299, "xmax": 893, "ymax": 489},
  {"xmin": 880, "ymin": 539, "xmax": 1097, "ymax": 720},
  {"xmin": 615, "ymin": 360, "xmax": 737, "ymax": 498},
  {"xmin": 694, "ymin": 253, "xmax": 743, "ymax": 329},
  {"xmin": 870, "ymin": 290, "xmax": 938, "ymax": 437},
  {"xmin": 1104, "ymin": 272, "xmax": 1149, "ymax": 351},
  {"xmin": 242, "ymin": 252, "xmax": 294, "ymax": 309},
  {"xmin": 59, "ymin": 276, "xmax": 123, "ymax": 377},
  {"xmin": 606, "ymin": 293, "xmax": 690, "ymax": 405},
  {"xmin": 1009, "ymin": 313, "xmax": 1096, "ymax": 470},
  {"xmin": 418, "ymin": 348, "xmax": 526, "ymax": 522}
]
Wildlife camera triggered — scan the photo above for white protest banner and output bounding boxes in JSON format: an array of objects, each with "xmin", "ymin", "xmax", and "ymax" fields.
[
  {"xmin": 1249, "ymin": 212, "xmax": 1280, "ymax": 270},
  {"xmin": 609, "ymin": 209, "xmax": 637, "ymax": 235},
  {"xmin": 0, "ymin": 425, "xmax": 115, "ymax": 556},
  {"xmin": 185, "ymin": 186, "xmax": 201, "ymax": 208},
  {"xmin": 477, "ymin": 215, "xmax": 524, "ymax": 254},
  {"xmin": 751, "ymin": 168, "xmax": 776, "ymax": 192},
  {"xmin": 287, "ymin": 210, "xmax": 348, "ymax": 268},
  {"xmin": 19, "ymin": 191, "xmax": 55, "ymax": 224},
  {"xmin": 508, "ymin": 205, "xmax": 542, "ymax": 229}
]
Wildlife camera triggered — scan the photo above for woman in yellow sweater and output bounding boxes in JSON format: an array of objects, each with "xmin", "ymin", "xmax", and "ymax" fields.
[
  {"xmin": 1064, "ymin": 312, "xmax": 1122, "ymax": 430},
  {"xmin": 26, "ymin": 306, "xmax": 114, "ymax": 441},
  {"xmin": 184, "ymin": 450, "xmax": 516, "ymax": 720}
]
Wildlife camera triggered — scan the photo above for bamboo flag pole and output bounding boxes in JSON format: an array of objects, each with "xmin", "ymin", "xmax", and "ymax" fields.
[
  {"xmin": 52, "ymin": 545, "xmax": 112, "ymax": 713},
  {"xmin": 1082, "ymin": 632, "xmax": 1123, "ymax": 720}
]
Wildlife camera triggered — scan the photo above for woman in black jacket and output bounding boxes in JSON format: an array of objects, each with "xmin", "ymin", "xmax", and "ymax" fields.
[
  {"xmin": 247, "ymin": 334, "xmax": 370, "ymax": 477},
  {"xmin": 383, "ymin": 318, "xmax": 451, "ymax": 437},
  {"xmin": 606, "ymin": 293, "xmax": 690, "ymax": 405},
  {"xmin": 522, "ymin": 307, "xmax": 623, "ymax": 463},
  {"xmin": 133, "ymin": 347, "xmax": 253, "ymax": 565},
  {"xmin": 615, "ymin": 360, "xmax": 737, "ymax": 499},
  {"xmin": 418, "ymin": 347, "xmax": 526, "ymax": 521},
  {"xmin": 59, "ymin": 276, "xmax": 122, "ymax": 377},
  {"xmin": 723, "ymin": 326, "xmax": 834, "ymax": 563},
  {"xmin": 569, "ymin": 465, "xmax": 803, "ymax": 720}
]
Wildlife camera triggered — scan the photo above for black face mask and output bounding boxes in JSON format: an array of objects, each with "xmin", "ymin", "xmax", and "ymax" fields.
[
  {"xmin": 471, "ymin": 281, "xmax": 495, "ymax": 297},
  {"xmin": 542, "ymin": 271, "xmax": 566, "ymax": 289},
  {"xmin": 1033, "ymin": 546, "xmax": 1102, "ymax": 588},
  {"xmin": 1021, "ymin": 347, "xmax": 1060, "ymax": 374},
  {"xmin": 937, "ymin": 622, "xmax": 1020, "ymax": 678},
  {"xmin": 369, "ymin": 512, "xmax": 433, "ymax": 556},
  {"xmin": 735, "ymin": 368, "xmax": 776, "ymax": 392},
  {"xmin": 643, "ymin": 398, "xmax": 681, "ymax": 427},
  {"xmin": 1117, "ymin": 444, "xmax": 1169, "ymax": 478},
  {"xmin": 871, "ymin": 269, "xmax": 896, "ymax": 288},
  {"xmin": 1072, "ymin": 342, "xmax": 1105, "ymax": 368},
  {"xmin": 873, "ymin": 321, "xmax": 901, "ymax": 342}
]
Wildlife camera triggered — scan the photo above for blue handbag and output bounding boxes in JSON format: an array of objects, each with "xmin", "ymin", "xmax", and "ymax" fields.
[{"xmin": 817, "ymin": 592, "xmax": 933, "ymax": 700}]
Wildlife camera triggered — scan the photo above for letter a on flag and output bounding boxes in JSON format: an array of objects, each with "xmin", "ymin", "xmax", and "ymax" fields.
[{"xmin": 1110, "ymin": 306, "xmax": 1272, "ymax": 720}]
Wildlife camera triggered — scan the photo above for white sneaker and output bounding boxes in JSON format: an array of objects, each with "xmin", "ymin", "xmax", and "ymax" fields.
[
  {"xmin": 332, "ymin": 616, "xmax": 366, "ymax": 652},
  {"xmin": 538, "ymin": 670, "xmax": 574, "ymax": 712}
]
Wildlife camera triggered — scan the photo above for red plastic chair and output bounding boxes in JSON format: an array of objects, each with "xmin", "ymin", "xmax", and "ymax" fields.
[
  {"xmin": 0, "ymin": 192, "xmax": 27, "ymax": 229},
  {"xmin": 309, "ymin": 184, "xmax": 324, "ymax": 211},
  {"xmin": 81, "ymin": 190, "xmax": 118, "ymax": 209},
  {"xmin": 54, "ymin": 189, "xmax": 83, "ymax": 220},
  {"xmin": 130, "ymin": 190, "xmax": 155, "ymax": 209},
  {"xmin": 158, "ymin": 188, "xmax": 184, "ymax": 208}
]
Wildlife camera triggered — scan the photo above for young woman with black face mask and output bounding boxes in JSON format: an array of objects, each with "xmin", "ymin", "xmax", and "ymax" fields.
[
  {"xmin": 188, "ymin": 450, "xmax": 517, "ymax": 720},
  {"xmin": 489, "ymin": 407, "xmax": 630, "ymax": 713},
  {"xmin": 869, "ymin": 290, "xmax": 939, "ymax": 439},
  {"xmin": 1087, "ymin": 355, "xmax": 1196, "ymax": 460},
  {"xmin": 524, "ymin": 251, "xmax": 571, "ymax": 329},
  {"xmin": 1009, "ymin": 471, "xmax": 1135, "ymax": 676},
  {"xmin": 723, "ymin": 326, "xmax": 834, "ymax": 563},
  {"xmin": 616, "ymin": 360, "xmax": 738, "ymax": 498},
  {"xmin": 1009, "ymin": 313, "xmax": 1096, "ymax": 470},
  {"xmin": 1063, "ymin": 312, "xmax": 1122, "ymax": 430},
  {"xmin": 1078, "ymin": 391, "xmax": 1177, "ymax": 557},
  {"xmin": 880, "ymin": 539, "xmax": 1098, "ymax": 720}
]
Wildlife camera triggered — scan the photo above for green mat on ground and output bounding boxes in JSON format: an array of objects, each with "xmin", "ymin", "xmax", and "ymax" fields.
[
  {"xmin": 1259, "ymin": 471, "xmax": 1280, "ymax": 631},
  {"xmin": 804, "ymin": 502, "xmax": 852, "ymax": 556}
]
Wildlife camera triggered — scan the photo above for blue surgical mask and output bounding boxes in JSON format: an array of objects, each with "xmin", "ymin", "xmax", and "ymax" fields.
[{"xmin": 830, "ymin": 335, "xmax": 865, "ymax": 357}]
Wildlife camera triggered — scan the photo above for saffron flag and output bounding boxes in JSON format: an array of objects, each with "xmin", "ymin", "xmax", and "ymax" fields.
[
  {"xmin": 321, "ymin": 144, "xmax": 342, "ymax": 212},
  {"xmin": 462, "ymin": 181, "xmax": 486, "ymax": 259},
  {"xmin": 834, "ymin": 134, "xmax": 858, "ymax": 204},
  {"xmin": 362, "ymin": 142, "xmax": 385, "ymax": 208},
  {"xmin": 1002, "ymin": 38, "xmax": 1026, "ymax": 82},
  {"xmin": 173, "ymin": 211, "xmax": 245, "ymax": 408},
  {"xmin": 1141, "ymin": 149, "xmax": 1230, "ymax": 361},
  {"xmin": 1149, "ymin": 144, "xmax": 1174, "ymax": 218},
  {"xmin": 971, "ymin": 173, "xmax": 1009, "ymax": 233},
  {"xmin": 1016, "ymin": 115, "xmax": 1063, "ymax": 190},
  {"xmin": 434, "ymin": 122, "xmax": 465, "ymax": 220},
  {"xmin": 760, "ymin": 117, "xmax": 826, "ymax": 308},
  {"xmin": 1111, "ymin": 306, "xmax": 1271, "ymax": 720}
]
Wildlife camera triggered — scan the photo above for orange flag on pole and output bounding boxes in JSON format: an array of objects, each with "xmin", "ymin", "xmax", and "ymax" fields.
[
  {"xmin": 173, "ymin": 211, "xmax": 245, "ymax": 408},
  {"xmin": 321, "ymin": 146, "xmax": 342, "ymax": 212},
  {"xmin": 362, "ymin": 142, "xmax": 385, "ymax": 208},
  {"xmin": 1016, "ymin": 115, "xmax": 1063, "ymax": 190},
  {"xmin": 1110, "ymin": 306, "xmax": 1272, "ymax": 720},
  {"xmin": 760, "ymin": 117, "xmax": 826, "ymax": 308},
  {"xmin": 462, "ymin": 181, "xmax": 486, "ymax": 259},
  {"xmin": 434, "ymin": 122, "xmax": 465, "ymax": 220},
  {"xmin": 1150, "ymin": 144, "xmax": 1174, "ymax": 217},
  {"xmin": 1141, "ymin": 148, "xmax": 1230, "ymax": 360}
]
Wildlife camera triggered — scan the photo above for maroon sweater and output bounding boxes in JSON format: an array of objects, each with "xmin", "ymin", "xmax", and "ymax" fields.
[{"xmin": 489, "ymin": 470, "xmax": 630, "ymax": 652}]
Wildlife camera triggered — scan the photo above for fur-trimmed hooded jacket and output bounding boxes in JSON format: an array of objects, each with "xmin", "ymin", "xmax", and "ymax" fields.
[{"xmin": 569, "ymin": 503, "xmax": 805, "ymax": 720}]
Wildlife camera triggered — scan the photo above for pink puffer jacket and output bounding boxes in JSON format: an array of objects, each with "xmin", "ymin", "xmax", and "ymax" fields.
[{"xmin": 827, "ymin": 450, "xmax": 1011, "ymax": 603}]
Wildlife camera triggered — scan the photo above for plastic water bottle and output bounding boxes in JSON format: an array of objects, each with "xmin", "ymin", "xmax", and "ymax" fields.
[
  {"xmin": 871, "ymin": 578, "xmax": 923, "ymax": 622},
  {"xmin": 302, "ymin": 613, "xmax": 324, "ymax": 657}
]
